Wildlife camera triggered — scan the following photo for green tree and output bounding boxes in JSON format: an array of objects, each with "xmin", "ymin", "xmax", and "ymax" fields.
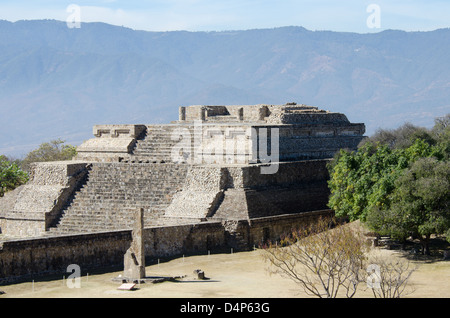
[
  {"xmin": 0, "ymin": 155, "xmax": 28, "ymax": 197},
  {"xmin": 367, "ymin": 158, "xmax": 450, "ymax": 254},
  {"xmin": 21, "ymin": 139, "xmax": 77, "ymax": 172},
  {"xmin": 328, "ymin": 138, "xmax": 445, "ymax": 222},
  {"xmin": 328, "ymin": 115, "xmax": 450, "ymax": 254},
  {"xmin": 359, "ymin": 122, "xmax": 436, "ymax": 150}
]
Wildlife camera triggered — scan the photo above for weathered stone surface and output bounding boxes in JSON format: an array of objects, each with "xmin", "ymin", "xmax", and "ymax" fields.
[
  {"xmin": 164, "ymin": 166, "xmax": 225, "ymax": 219},
  {"xmin": 0, "ymin": 161, "xmax": 88, "ymax": 237},
  {"xmin": 1, "ymin": 103, "xmax": 362, "ymax": 236},
  {"xmin": 123, "ymin": 208, "xmax": 145, "ymax": 281},
  {"xmin": 74, "ymin": 103, "xmax": 364, "ymax": 164},
  {"xmin": 193, "ymin": 269, "xmax": 205, "ymax": 280},
  {"xmin": 76, "ymin": 124, "xmax": 146, "ymax": 162},
  {"xmin": 0, "ymin": 102, "xmax": 364, "ymax": 284},
  {"xmin": 45, "ymin": 162, "xmax": 190, "ymax": 234},
  {"xmin": 0, "ymin": 209, "xmax": 333, "ymax": 284}
]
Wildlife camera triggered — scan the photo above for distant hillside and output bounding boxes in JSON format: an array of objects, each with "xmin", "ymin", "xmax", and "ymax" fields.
[{"xmin": 0, "ymin": 20, "xmax": 449, "ymax": 157}]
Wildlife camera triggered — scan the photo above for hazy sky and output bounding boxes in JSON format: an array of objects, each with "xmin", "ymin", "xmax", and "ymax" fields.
[{"xmin": 0, "ymin": 0, "xmax": 449, "ymax": 33}]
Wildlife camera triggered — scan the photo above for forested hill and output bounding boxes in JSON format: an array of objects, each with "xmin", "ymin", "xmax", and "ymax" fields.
[{"xmin": 0, "ymin": 20, "xmax": 449, "ymax": 156}]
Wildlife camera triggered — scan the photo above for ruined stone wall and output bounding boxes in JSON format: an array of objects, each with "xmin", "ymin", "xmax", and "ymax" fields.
[
  {"xmin": 165, "ymin": 160, "xmax": 331, "ymax": 221},
  {"xmin": 242, "ymin": 159, "xmax": 330, "ymax": 188},
  {"xmin": 3, "ymin": 160, "xmax": 328, "ymax": 236},
  {"xmin": 0, "ymin": 186, "xmax": 24, "ymax": 233},
  {"xmin": 0, "ymin": 230, "xmax": 131, "ymax": 285},
  {"xmin": 76, "ymin": 122, "xmax": 364, "ymax": 165},
  {"xmin": 0, "ymin": 162, "xmax": 88, "ymax": 237},
  {"xmin": 164, "ymin": 166, "xmax": 225, "ymax": 219},
  {"xmin": 0, "ymin": 223, "xmax": 223, "ymax": 284},
  {"xmin": 250, "ymin": 125, "xmax": 364, "ymax": 161},
  {"xmin": 279, "ymin": 112, "xmax": 350, "ymax": 125},
  {"xmin": 211, "ymin": 160, "xmax": 331, "ymax": 220},
  {"xmin": 183, "ymin": 105, "xmax": 266, "ymax": 122},
  {"xmin": 0, "ymin": 210, "xmax": 332, "ymax": 284},
  {"xmin": 143, "ymin": 222, "xmax": 226, "ymax": 257},
  {"xmin": 76, "ymin": 125, "xmax": 147, "ymax": 162},
  {"xmin": 49, "ymin": 162, "xmax": 190, "ymax": 234},
  {"xmin": 247, "ymin": 210, "xmax": 334, "ymax": 244}
]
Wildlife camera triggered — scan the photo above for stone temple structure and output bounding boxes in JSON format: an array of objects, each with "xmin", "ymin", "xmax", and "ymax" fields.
[{"xmin": 0, "ymin": 103, "xmax": 365, "ymax": 283}]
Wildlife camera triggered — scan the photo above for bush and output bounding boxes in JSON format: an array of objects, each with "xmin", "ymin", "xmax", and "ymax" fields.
[{"xmin": 0, "ymin": 155, "xmax": 28, "ymax": 197}]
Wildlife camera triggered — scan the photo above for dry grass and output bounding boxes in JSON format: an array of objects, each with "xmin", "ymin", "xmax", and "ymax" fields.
[{"xmin": 1, "ymin": 222, "xmax": 449, "ymax": 298}]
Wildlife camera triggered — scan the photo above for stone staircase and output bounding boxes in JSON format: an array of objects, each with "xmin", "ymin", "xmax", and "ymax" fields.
[
  {"xmin": 47, "ymin": 162, "xmax": 190, "ymax": 234},
  {"xmin": 131, "ymin": 125, "xmax": 180, "ymax": 162},
  {"xmin": 130, "ymin": 124, "xmax": 211, "ymax": 164}
]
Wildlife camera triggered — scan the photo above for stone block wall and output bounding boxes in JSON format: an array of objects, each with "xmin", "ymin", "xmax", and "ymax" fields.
[
  {"xmin": 242, "ymin": 159, "xmax": 330, "ymax": 188},
  {"xmin": 182, "ymin": 105, "xmax": 266, "ymax": 122},
  {"xmin": 48, "ymin": 162, "xmax": 190, "ymax": 234},
  {"xmin": 247, "ymin": 210, "xmax": 334, "ymax": 245},
  {"xmin": 1, "ymin": 159, "xmax": 332, "ymax": 238},
  {"xmin": 0, "ymin": 162, "xmax": 89, "ymax": 237},
  {"xmin": 143, "ymin": 222, "xmax": 227, "ymax": 257},
  {"xmin": 164, "ymin": 166, "xmax": 225, "ymax": 219},
  {"xmin": 165, "ymin": 160, "xmax": 331, "ymax": 221},
  {"xmin": 210, "ymin": 160, "xmax": 331, "ymax": 220},
  {"xmin": 0, "ymin": 209, "xmax": 332, "ymax": 285},
  {"xmin": 0, "ymin": 230, "xmax": 131, "ymax": 285},
  {"xmin": 75, "ymin": 123, "xmax": 364, "ymax": 165},
  {"xmin": 76, "ymin": 124, "xmax": 147, "ymax": 162}
]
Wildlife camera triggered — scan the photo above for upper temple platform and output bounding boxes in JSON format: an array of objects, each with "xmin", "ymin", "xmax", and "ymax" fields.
[
  {"xmin": 75, "ymin": 103, "xmax": 366, "ymax": 164},
  {"xmin": 178, "ymin": 103, "xmax": 359, "ymax": 125},
  {"xmin": 1, "ymin": 103, "xmax": 365, "ymax": 237}
]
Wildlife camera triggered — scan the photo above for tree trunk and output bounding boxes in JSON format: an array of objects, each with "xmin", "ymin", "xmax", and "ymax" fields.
[{"xmin": 421, "ymin": 235, "xmax": 431, "ymax": 255}]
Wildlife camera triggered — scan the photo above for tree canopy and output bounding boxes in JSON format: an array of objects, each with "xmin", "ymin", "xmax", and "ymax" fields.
[
  {"xmin": 327, "ymin": 114, "xmax": 450, "ymax": 254},
  {"xmin": 366, "ymin": 158, "xmax": 450, "ymax": 254},
  {"xmin": 0, "ymin": 139, "xmax": 77, "ymax": 196},
  {"xmin": 0, "ymin": 155, "xmax": 28, "ymax": 197},
  {"xmin": 21, "ymin": 139, "xmax": 77, "ymax": 172}
]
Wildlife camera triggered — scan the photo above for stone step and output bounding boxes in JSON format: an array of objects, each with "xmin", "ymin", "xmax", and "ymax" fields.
[
  {"xmin": 53, "ymin": 214, "xmax": 165, "ymax": 230},
  {"xmin": 47, "ymin": 216, "xmax": 195, "ymax": 234},
  {"xmin": 48, "ymin": 162, "xmax": 189, "ymax": 233},
  {"xmin": 59, "ymin": 207, "xmax": 166, "ymax": 215},
  {"xmin": 69, "ymin": 194, "xmax": 179, "ymax": 201},
  {"xmin": 77, "ymin": 187, "xmax": 183, "ymax": 192},
  {"xmin": 131, "ymin": 127, "xmax": 205, "ymax": 158},
  {"xmin": 73, "ymin": 187, "xmax": 180, "ymax": 193},
  {"xmin": 206, "ymin": 116, "xmax": 239, "ymax": 122}
]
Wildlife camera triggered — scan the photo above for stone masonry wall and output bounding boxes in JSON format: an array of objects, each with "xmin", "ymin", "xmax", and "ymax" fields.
[
  {"xmin": 0, "ymin": 209, "xmax": 332, "ymax": 284},
  {"xmin": 165, "ymin": 160, "xmax": 331, "ymax": 221},
  {"xmin": 0, "ymin": 230, "xmax": 131, "ymax": 285},
  {"xmin": 0, "ymin": 162, "xmax": 88, "ymax": 237},
  {"xmin": 49, "ymin": 162, "xmax": 190, "ymax": 234}
]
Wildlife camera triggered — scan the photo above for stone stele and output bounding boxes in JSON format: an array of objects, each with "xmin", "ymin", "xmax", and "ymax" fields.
[{"xmin": 123, "ymin": 208, "xmax": 146, "ymax": 281}]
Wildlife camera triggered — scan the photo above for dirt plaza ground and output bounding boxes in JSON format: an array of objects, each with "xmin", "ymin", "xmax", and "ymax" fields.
[{"xmin": 1, "ymin": 244, "xmax": 449, "ymax": 299}]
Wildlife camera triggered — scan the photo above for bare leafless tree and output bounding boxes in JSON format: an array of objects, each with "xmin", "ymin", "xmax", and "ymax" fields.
[
  {"xmin": 365, "ymin": 251, "xmax": 417, "ymax": 298},
  {"xmin": 261, "ymin": 217, "xmax": 370, "ymax": 298}
]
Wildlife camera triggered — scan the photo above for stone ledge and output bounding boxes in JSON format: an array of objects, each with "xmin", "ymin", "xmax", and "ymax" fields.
[
  {"xmin": 93, "ymin": 124, "xmax": 146, "ymax": 139},
  {"xmin": 77, "ymin": 138, "xmax": 136, "ymax": 153}
]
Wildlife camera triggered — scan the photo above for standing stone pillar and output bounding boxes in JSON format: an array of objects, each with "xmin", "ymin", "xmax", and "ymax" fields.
[
  {"xmin": 200, "ymin": 107, "xmax": 206, "ymax": 121},
  {"xmin": 123, "ymin": 208, "xmax": 146, "ymax": 281},
  {"xmin": 238, "ymin": 107, "xmax": 244, "ymax": 121},
  {"xmin": 258, "ymin": 106, "xmax": 268, "ymax": 121},
  {"xmin": 179, "ymin": 106, "xmax": 186, "ymax": 121}
]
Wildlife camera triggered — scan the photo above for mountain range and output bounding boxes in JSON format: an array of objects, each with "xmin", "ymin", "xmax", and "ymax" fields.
[{"xmin": 0, "ymin": 19, "xmax": 449, "ymax": 157}]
